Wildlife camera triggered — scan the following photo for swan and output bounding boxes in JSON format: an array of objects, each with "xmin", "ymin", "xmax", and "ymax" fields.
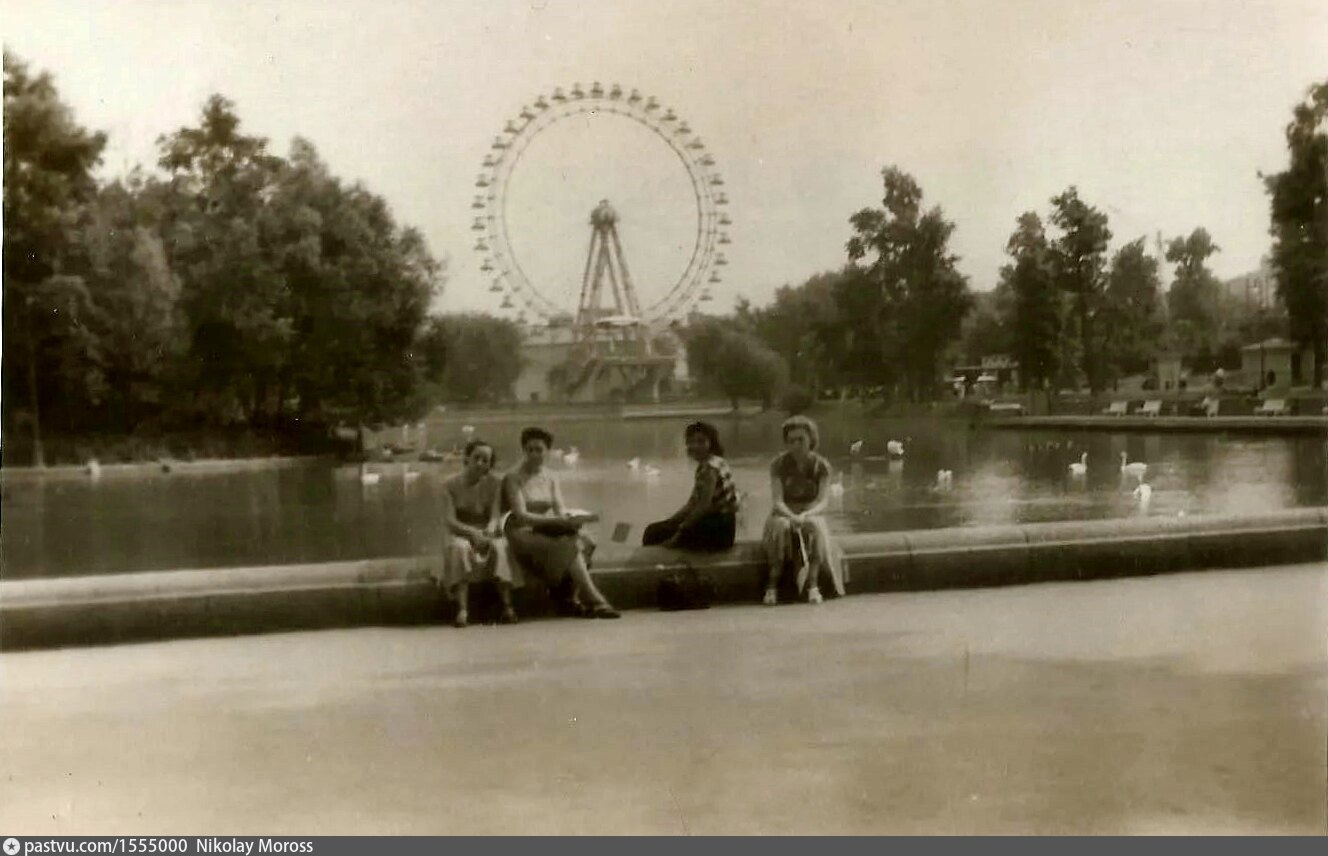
[
  {"xmin": 643, "ymin": 464, "xmax": 661, "ymax": 477},
  {"xmin": 934, "ymin": 469, "xmax": 954, "ymax": 491},
  {"xmin": 359, "ymin": 463, "xmax": 381, "ymax": 485},
  {"xmin": 461, "ymin": 425, "xmax": 475, "ymax": 435},
  {"xmin": 829, "ymin": 473, "xmax": 845, "ymax": 498},
  {"xmin": 626, "ymin": 457, "xmax": 641, "ymax": 471},
  {"xmin": 849, "ymin": 440, "xmax": 864, "ymax": 456},
  {"xmin": 563, "ymin": 447, "xmax": 580, "ymax": 466},
  {"xmin": 1069, "ymin": 452, "xmax": 1088, "ymax": 478},
  {"xmin": 85, "ymin": 458, "xmax": 102, "ymax": 478},
  {"xmin": 886, "ymin": 439, "xmax": 905, "ymax": 458},
  {"xmin": 1119, "ymin": 452, "xmax": 1147, "ymax": 481}
]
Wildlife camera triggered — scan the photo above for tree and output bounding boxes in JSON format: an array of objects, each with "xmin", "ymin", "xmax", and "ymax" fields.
[
  {"xmin": 741, "ymin": 269, "xmax": 850, "ymax": 395},
  {"xmin": 74, "ymin": 177, "xmax": 186, "ymax": 430},
  {"xmin": 154, "ymin": 104, "xmax": 442, "ymax": 427},
  {"xmin": 429, "ymin": 314, "xmax": 523, "ymax": 403},
  {"xmin": 154, "ymin": 95, "xmax": 290, "ymax": 423},
  {"xmin": 845, "ymin": 167, "xmax": 973, "ymax": 401},
  {"xmin": 1265, "ymin": 79, "xmax": 1328, "ymax": 387},
  {"xmin": 959, "ymin": 283, "xmax": 1012, "ymax": 366},
  {"xmin": 1047, "ymin": 187, "xmax": 1112, "ymax": 393},
  {"xmin": 3, "ymin": 52, "xmax": 109, "ymax": 463},
  {"xmin": 1165, "ymin": 228, "xmax": 1223, "ymax": 367},
  {"xmin": 1104, "ymin": 238, "xmax": 1165, "ymax": 379},
  {"xmin": 1001, "ymin": 212, "xmax": 1061, "ymax": 391},
  {"xmin": 682, "ymin": 318, "xmax": 787, "ymax": 409}
]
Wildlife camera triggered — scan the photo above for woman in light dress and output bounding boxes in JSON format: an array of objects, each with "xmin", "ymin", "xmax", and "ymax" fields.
[
  {"xmin": 762, "ymin": 415, "xmax": 847, "ymax": 605},
  {"xmin": 502, "ymin": 427, "xmax": 620, "ymax": 619},
  {"xmin": 438, "ymin": 439, "xmax": 519, "ymax": 627}
]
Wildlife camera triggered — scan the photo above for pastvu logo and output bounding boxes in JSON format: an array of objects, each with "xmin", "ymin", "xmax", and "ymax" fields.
[{"xmin": 3, "ymin": 837, "xmax": 20, "ymax": 856}]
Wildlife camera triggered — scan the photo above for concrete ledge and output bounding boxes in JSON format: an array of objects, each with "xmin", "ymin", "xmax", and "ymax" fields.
[{"xmin": 2, "ymin": 509, "xmax": 1324, "ymax": 650}]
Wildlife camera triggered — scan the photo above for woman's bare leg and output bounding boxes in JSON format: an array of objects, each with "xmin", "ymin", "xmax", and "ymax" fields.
[
  {"xmin": 451, "ymin": 582, "xmax": 470, "ymax": 627},
  {"xmin": 567, "ymin": 554, "xmax": 617, "ymax": 614},
  {"xmin": 496, "ymin": 582, "xmax": 517, "ymax": 622}
]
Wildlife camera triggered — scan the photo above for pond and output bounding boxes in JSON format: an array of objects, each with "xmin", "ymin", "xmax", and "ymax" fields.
[{"xmin": 2, "ymin": 410, "xmax": 1325, "ymax": 579}]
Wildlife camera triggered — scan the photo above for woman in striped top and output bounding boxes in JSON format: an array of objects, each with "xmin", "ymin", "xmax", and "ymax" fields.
[{"xmin": 642, "ymin": 421, "xmax": 739, "ymax": 551}]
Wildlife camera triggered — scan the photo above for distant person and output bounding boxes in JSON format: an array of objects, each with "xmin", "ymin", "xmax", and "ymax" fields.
[
  {"xmin": 503, "ymin": 427, "xmax": 620, "ymax": 619},
  {"xmin": 642, "ymin": 421, "xmax": 739, "ymax": 551},
  {"xmin": 438, "ymin": 439, "xmax": 517, "ymax": 627},
  {"xmin": 762, "ymin": 415, "xmax": 847, "ymax": 605}
]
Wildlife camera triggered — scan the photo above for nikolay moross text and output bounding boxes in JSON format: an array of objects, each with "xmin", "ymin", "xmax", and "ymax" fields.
[{"xmin": 195, "ymin": 841, "xmax": 311, "ymax": 854}]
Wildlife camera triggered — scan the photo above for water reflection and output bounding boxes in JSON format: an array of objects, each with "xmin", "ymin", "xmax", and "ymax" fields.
[{"xmin": 2, "ymin": 412, "xmax": 1324, "ymax": 579}]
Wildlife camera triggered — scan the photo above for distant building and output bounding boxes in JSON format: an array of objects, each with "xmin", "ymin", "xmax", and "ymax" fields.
[
  {"xmin": 1239, "ymin": 337, "xmax": 1316, "ymax": 391},
  {"xmin": 1223, "ymin": 263, "xmax": 1277, "ymax": 311},
  {"xmin": 512, "ymin": 320, "xmax": 686, "ymax": 404},
  {"xmin": 1150, "ymin": 352, "xmax": 1185, "ymax": 392}
]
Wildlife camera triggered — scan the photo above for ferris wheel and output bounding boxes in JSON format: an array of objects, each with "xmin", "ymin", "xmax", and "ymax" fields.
[{"xmin": 471, "ymin": 82, "xmax": 730, "ymax": 327}]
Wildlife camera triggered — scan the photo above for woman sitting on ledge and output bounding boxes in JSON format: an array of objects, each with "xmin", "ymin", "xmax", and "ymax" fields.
[
  {"xmin": 438, "ymin": 439, "xmax": 518, "ymax": 627},
  {"xmin": 503, "ymin": 427, "xmax": 620, "ymax": 619},
  {"xmin": 642, "ymin": 421, "xmax": 739, "ymax": 552},
  {"xmin": 762, "ymin": 415, "xmax": 846, "ymax": 605}
]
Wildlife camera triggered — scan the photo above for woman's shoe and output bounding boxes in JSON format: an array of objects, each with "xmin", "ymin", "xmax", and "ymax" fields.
[
  {"xmin": 762, "ymin": 588, "xmax": 778, "ymax": 606},
  {"xmin": 499, "ymin": 607, "xmax": 519, "ymax": 625},
  {"xmin": 453, "ymin": 609, "xmax": 469, "ymax": 628},
  {"xmin": 591, "ymin": 604, "xmax": 621, "ymax": 619},
  {"xmin": 807, "ymin": 587, "xmax": 823, "ymax": 605}
]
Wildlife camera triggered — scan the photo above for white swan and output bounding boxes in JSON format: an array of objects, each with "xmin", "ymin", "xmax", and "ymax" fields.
[
  {"xmin": 829, "ymin": 473, "xmax": 845, "ymax": 498},
  {"xmin": 461, "ymin": 425, "xmax": 475, "ymax": 435},
  {"xmin": 934, "ymin": 469, "xmax": 954, "ymax": 491},
  {"xmin": 1119, "ymin": 452, "xmax": 1148, "ymax": 482},
  {"xmin": 849, "ymin": 440, "xmax": 864, "ymax": 456},
  {"xmin": 563, "ymin": 447, "xmax": 580, "ymax": 466},
  {"xmin": 643, "ymin": 464, "xmax": 661, "ymax": 477},
  {"xmin": 626, "ymin": 457, "xmax": 641, "ymax": 471},
  {"xmin": 85, "ymin": 458, "xmax": 102, "ymax": 478},
  {"xmin": 1069, "ymin": 452, "xmax": 1088, "ymax": 478},
  {"xmin": 886, "ymin": 439, "xmax": 905, "ymax": 458}
]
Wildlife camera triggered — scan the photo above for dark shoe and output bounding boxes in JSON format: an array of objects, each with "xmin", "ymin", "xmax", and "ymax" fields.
[
  {"xmin": 558, "ymin": 599, "xmax": 590, "ymax": 618},
  {"xmin": 591, "ymin": 604, "xmax": 621, "ymax": 619},
  {"xmin": 499, "ymin": 607, "xmax": 519, "ymax": 625}
]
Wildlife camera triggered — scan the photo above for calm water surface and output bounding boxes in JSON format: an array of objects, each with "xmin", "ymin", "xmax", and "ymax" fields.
[{"xmin": 3, "ymin": 411, "xmax": 1325, "ymax": 578}]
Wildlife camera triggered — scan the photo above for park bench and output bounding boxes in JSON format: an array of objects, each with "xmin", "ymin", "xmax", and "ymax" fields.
[
  {"xmin": 1102, "ymin": 400, "xmax": 1129, "ymax": 416},
  {"xmin": 1254, "ymin": 398, "xmax": 1290, "ymax": 416},
  {"xmin": 1139, "ymin": 400, "xmax": 1163, "ymax": 417}
]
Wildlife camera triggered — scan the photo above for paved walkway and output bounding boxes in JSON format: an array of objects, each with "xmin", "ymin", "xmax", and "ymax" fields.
[{"xmin": 2, "ymin": 564, "xmax": 1325, "ymax": 834}]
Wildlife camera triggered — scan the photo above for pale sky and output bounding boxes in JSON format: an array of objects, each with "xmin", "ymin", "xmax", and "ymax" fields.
[{"xmin": 4, "ymin": 0, "xmax": 1326, "ymax": 317}]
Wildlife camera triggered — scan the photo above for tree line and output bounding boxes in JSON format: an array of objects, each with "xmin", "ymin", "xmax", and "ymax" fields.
[
  {"xmin": 3, "ymin": 53, "xmax": 523, "ymax": 465},
  {"xmin": 685, "ymin": 78, "xmax": 1327, "ymax": 406}
]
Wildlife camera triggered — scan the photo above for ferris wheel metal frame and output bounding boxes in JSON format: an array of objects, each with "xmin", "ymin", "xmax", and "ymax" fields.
[{"xmin": 471, "ymin": 82, "xmax": 731, "ymax": 327}]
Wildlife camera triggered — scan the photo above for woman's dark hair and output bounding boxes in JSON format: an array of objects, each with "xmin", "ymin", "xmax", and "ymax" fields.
[
  {"xmin": 463, "ymin": 439, "xmax": 495, "ymax": 464},
  {"xmin": 519, "ymin": 426, "xmax": 554, "ymax": 449},
  {"xmin": 685, "ymin": 421, "xmax": 724, "ymax": 457}
]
